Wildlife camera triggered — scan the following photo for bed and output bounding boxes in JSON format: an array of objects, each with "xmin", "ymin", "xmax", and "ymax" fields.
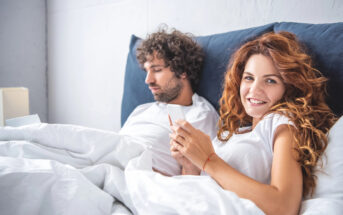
[
  {"xmin": 121, "ymin": 21, "xmax": 343, "ymax": 214},
  {"xmin": 1, "ymin": 22, "xmax": 343, "ymax": 214}
]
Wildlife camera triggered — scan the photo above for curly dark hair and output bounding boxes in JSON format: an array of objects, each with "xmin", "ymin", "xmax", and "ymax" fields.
[{"xmin": 136, "ymin": 28, "xmax": 204, "ymax": 92}]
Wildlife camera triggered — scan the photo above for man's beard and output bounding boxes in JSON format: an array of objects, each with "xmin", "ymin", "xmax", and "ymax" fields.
[{"xmin": 151, "ymin": 77, "xmax": 183, "ymax": 103}]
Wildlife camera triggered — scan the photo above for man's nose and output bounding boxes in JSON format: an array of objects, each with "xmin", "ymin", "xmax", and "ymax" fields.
[{"xmin": 145, "ymin": 71, "xmax": 155, "ymax": 84}]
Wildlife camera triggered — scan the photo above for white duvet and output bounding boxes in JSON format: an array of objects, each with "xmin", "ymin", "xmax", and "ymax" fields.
[{"xmin": 0, "ymin": 123, "xmax": 339, "ymax": 214}]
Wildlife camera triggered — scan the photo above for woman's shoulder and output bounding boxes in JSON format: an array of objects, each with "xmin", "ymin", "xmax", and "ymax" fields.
[
  {"xmin": 254, "ymin": 112, "xmax": 294, "ymax": 142},
  {"xmin": 258, "ymin": 112, "xmax": 293, "ymax": 129}
]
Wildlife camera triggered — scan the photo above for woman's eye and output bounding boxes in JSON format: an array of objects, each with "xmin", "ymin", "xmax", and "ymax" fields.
[
  {"xmin": 244, "ymin": 76, "xmax": 253, "ymax": 81},
  {"xmin": 266, "ymin": 79, "xmax": 277, "ymax": 84}
]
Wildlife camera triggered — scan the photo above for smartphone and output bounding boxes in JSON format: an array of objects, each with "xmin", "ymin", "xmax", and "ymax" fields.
[{"xmin": 167, "ymin": 104, "xmax": 185, "ymax": 125}]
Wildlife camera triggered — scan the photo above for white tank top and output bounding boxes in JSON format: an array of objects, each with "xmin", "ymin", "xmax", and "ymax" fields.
[{"xmin": 212, "ymin": 113, "xmax": 293, "ymax": 184}]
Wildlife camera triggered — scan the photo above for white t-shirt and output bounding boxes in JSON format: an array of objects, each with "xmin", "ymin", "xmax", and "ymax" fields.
[
  {"xmin": 213, "ymin": 113, "xmax": 293, "ymax": 184},
  {"xmin": 120, "ymin": 93, "xmax": 219, "ymax": 176}
]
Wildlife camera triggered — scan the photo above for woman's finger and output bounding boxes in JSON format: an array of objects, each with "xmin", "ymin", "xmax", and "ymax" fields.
[
  {"xmin": 175, "ymin": 120, "xmax": 195, "ymax": 134},
  {"xmin": 170, "ymin": 144, "xmax": 177, "ymax": 152},
  {"xmin": 170, "ymin": 124, "xmax": 186, "ymax": 136},
  {"xmin": 169, "ymin": 138, "xmax": 174, "ymax": 146},
  {"xmin": 169, "ymin": 132, "xmax": 186, "ymax": 145},
  {"xmin": 168, "ymin": 114, "xmax": 173, "ymax": 126},
  {"xmin": 173, "ymin": 125, "xmax": 190, "ymax": 141},
  {"xmin": 171, "ymin": 142, "xmax": 183, "ymax": 154},
  {"xmin": 170, "ymin": 141, "xmax": 182, "ymax": 150}
]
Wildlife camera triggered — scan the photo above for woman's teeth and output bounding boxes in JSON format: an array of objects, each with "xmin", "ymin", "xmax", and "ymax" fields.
[{"xmin": 249, "ymin": 98, "xmax": 265, "ymax": 104}]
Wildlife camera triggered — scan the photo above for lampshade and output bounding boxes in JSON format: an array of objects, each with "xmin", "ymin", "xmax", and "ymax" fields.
[{"xmin": 0, "ymin": 87, "xmax": 29, "ymax": 126}]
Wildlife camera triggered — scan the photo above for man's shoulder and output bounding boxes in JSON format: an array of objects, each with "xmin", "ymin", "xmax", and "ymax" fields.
[
  {"xmin": 123, "ymin": 101, "xmax": 159, "ymax": 126},
  {"xmin": 192, "ymin": 93, "xmax": 218, "ymax": 114},
  {"xmin": 129, "ymin": 94, "xmax": 218, "ymax": 118},
  {"xmin": 132, "ymin": 102, "xmax": 157, "ymax": 113},
  {"xmin": 186, "ymin": 93, "xmax": 219, "ymax": 123}
]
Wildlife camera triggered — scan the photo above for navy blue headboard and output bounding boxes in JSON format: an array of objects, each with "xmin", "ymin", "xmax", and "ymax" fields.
[{"xmin": 121, "ymin": 22, "xmax": 343, "ymax": 126}]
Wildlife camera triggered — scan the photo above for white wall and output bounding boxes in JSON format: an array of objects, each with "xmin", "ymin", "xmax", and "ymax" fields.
[
  {"xmin": 47, "ymin": 0, "xmax": 148, "ymax": 131},
  {"xmin": 47, "ymin": 0, "xmax": 343, "ymax": 131},
  {"xmin": 0, "ymin": 0, "xmax": 47, "ymax": 122}
]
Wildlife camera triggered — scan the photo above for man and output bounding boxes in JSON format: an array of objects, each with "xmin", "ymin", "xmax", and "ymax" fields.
[
  {"xmin": 0, "ymin": 28, "xmax": 218, "ymax": 176},
  {"xmin": 119, "ymin": 28, "xmax": 219, "ymax": 175},
  {"xmin": 0, "ymin": 28, "xmax": 218, "ymax": 214}
]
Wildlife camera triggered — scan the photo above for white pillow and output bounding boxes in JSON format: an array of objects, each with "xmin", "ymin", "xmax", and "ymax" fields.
[{"xmin": 311, "ymin": 116, "xmax": 343, "ymax": 199}]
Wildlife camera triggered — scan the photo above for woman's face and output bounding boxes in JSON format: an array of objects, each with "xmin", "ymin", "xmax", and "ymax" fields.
[{"xmin": 240, "ymin": 54, "xmax": 286, "ymax": 127}]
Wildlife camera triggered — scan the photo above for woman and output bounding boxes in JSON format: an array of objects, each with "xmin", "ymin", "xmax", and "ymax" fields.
[{"xmin": 169, "ymin": 31, "xmax": 336, "ymax": 214}]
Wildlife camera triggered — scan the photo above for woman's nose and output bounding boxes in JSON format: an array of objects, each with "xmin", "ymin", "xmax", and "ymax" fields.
[{"xmin": 250, "ymin": 81, "xmax": 262, "ymax": 93}]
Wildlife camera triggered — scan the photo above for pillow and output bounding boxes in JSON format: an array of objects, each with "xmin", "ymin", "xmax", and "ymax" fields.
[
  {"xmin": 121, "ymin": 22, "xmax": 343, "ymax": 126},
  {"xmin": 195, "ymin": 23, "xmax": 275, "ymax": 112},
  {"xmin": 121, "ymin": 24, "xmax": 274, "ymax": 126},
  {"xmin": 121, "ymin": 35, "xmax": 154, "ymax": 126},
  {"xmin": 274, "ymin": 22, "xmax": 343, "ymax": 116},
  {"xmin": 311, "ymin": 116, "xmax": 343, "ymax": 200}
]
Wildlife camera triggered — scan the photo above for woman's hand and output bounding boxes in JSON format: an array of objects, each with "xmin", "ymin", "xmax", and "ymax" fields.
[
  {"xmin": 169, "ymin": 120, "xmax": 215, "ymax": 170},
  {"xmin": 170, "ymin": 139, "xmax": 201, "ymax": 175}
]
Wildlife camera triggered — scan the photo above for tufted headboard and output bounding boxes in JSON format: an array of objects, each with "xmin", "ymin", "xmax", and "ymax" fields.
[{"xmin": 121, "ymin": 22, "xmax": 343, "ymax": 126}]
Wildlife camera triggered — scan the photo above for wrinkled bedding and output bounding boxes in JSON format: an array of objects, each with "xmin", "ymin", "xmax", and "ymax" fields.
[
  {"xmin": 0, "ymin": 123, "xmax": 263, "ymax": 215},
  {"xmin": 0, "ymin": 123, "xmax": 338, "ymax": 214}
]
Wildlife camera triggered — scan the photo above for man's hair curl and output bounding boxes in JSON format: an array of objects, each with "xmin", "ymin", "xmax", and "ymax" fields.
[{"xmin": 136, "ymin": 27, "xmax": 204, "ymax": 91}]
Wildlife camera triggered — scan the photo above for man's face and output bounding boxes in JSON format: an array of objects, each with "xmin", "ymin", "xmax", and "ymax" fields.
[{"xmin": 144, "ymin": 55, "xmax": 183, "ymax": 103}]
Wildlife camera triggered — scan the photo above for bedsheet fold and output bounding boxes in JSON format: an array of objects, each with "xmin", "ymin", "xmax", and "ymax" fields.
[{"xmin": 0, "ymin": 123, "xmax": 335, "ymax": 214}]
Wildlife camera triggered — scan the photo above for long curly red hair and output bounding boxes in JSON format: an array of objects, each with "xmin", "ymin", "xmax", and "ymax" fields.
[{"xmin": 218, "ymin": 31, "xmax": 337, "ymax": 197}]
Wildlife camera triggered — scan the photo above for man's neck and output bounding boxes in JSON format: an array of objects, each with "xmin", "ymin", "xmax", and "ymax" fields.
[{"xmin": 168, "ymin": 85, "xmax": 194, "ymax": 106}]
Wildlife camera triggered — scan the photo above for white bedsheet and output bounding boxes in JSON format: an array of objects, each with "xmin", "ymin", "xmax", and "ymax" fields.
[{"xmin": 0, "ymin": 124, "xmax": 339, "ymax": 214}]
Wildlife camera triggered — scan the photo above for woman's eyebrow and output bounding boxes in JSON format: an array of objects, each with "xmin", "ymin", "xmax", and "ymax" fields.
[
  {"xmin": 243, "ymin": 71, "xmax": 253, "ymax": 75},
  {"xmin": 263, "ymin": 74, "xmax": 282, "ymax": 79},
  {"xmin": 243, "ymin": 71, "xmax": 282, "ymax": 78}
]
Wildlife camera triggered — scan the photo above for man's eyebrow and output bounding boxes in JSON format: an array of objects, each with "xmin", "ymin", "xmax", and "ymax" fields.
[
  {"xmin": 144, "ymin": 64, "xmax": 166, "ymax": 70},
  {"xmin": 150, "ymin": 64, "xmax": 165, "ymax": 68}
]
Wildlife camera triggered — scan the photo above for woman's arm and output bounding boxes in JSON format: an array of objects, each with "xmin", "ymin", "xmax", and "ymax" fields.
[{"xmin": 171, "ymin": 121, "xmax": 303, "ymax": 215}]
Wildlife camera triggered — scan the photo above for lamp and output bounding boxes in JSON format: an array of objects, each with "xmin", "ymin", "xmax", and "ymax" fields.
[{"xmin": 0, "ymin": 87, "xmax": 29, "ymax": 126}]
